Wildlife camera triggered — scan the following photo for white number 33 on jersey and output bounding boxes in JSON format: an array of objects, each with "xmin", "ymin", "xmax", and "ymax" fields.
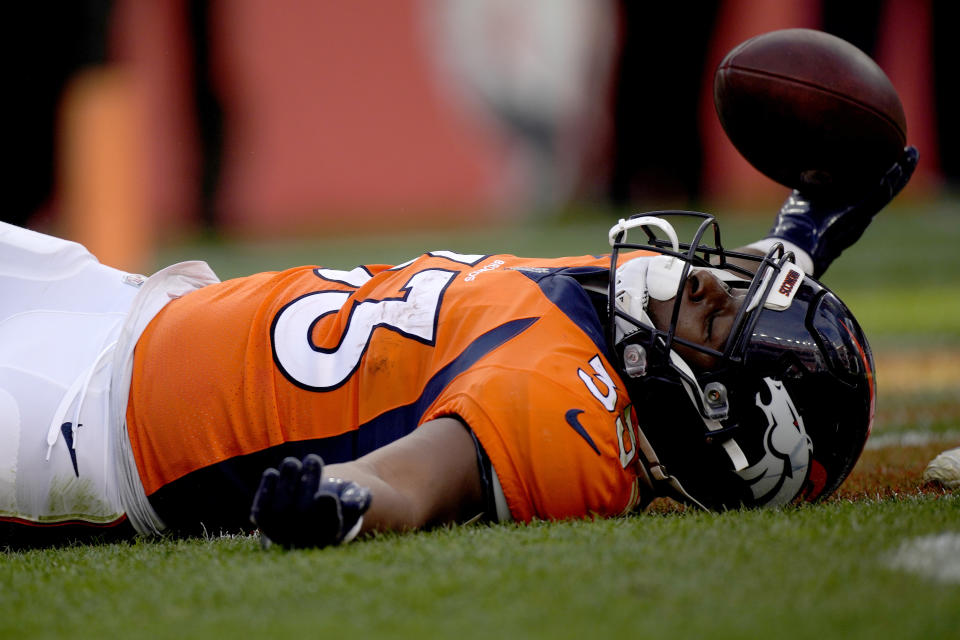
[{"xmin": 272, "ymin": 268, "xmax": 455, "ymax": 390}]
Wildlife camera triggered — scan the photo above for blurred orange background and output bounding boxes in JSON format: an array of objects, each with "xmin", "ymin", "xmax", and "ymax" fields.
[{"xmin": 10, "ymin": 0, "xmax": 952, "ymax": 272}]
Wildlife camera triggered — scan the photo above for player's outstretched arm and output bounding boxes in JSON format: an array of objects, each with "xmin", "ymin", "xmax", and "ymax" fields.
[
  {"xmin": 250, "ymin": 417, "xmax": 484, "ymax": 549},
  {"xmin": 744, "ymin": 146, "xmax": 918, "ymax": 278}
]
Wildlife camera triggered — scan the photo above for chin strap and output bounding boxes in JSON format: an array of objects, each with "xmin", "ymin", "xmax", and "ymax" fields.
[
  {"xmin": 671, "ymin": 352, "xmax": 749, "ymax": 472},
  {"xmin": 632, "ymin": 423, "xmax": 708, "ymax": 511},
  {"xmin": 608, "ymin": 216, "xmax": 680, "ymax": 252}
]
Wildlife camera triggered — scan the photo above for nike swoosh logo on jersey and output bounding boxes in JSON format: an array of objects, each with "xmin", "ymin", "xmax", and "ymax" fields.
[
  {"xmin": 60, "ymin": 422, "xmax": 80, "ymax": 477},
  {"xmin": 565, "ymin": 409, "xmax": 601, "ymax": 455}
]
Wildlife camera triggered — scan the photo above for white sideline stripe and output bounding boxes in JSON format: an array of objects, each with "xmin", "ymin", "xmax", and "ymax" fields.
[
  {"xmin": 865, "ymin": 430, "xmax": 960, "ymax": 450},
  {"xmin": 886, "ymin": 531, "xmax": 960, "ymax": 584}
]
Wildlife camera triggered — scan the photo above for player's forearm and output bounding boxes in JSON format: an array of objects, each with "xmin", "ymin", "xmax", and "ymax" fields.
[
  {"xmin": 325, "ymin": 416, "xmax": 485, "ymax": 534},
  {"xmin": 323, "ymin": 459, "xmax": 428, "ymax": 533},
  {"xmin": 724, "ymin": 245, "xmax": 765, "ymax": 274}
]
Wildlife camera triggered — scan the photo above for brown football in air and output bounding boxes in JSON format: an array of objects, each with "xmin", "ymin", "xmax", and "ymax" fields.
[{"xmin": 714, "ymin": 28, "xmax": 907, "ymax": 198}]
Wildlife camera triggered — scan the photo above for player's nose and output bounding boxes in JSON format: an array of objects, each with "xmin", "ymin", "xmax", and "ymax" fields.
[{"xmin": 686, "ymin": 270, "xmax": 727, "ymax": 303}]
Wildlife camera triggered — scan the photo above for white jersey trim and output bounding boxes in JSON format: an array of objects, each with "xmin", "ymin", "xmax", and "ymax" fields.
[
  {"xmin": 490, "ymin": 467, "xmax": 513, "ymax": 523},
  {"xmin": 110, "ymin": 261, "xmax": 220, "ymax": 535}
]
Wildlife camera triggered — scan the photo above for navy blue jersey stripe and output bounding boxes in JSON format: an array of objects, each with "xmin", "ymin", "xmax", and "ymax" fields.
[
  {"xmin": 526, "ymin": 270, "xmax": 610, "ymax": 358},
  {"xmin": 356, "ymin": 316, "xmax": 537, "ymax": 454}
]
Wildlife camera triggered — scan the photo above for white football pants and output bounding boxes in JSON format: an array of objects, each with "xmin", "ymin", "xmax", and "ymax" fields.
[{"xmin": 0, "ymin": 221, "xmax": 142, "ymax": 526}]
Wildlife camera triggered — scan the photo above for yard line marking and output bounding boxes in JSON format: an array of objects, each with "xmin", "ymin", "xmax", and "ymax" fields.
[
  {"xmin": 865, "ymin": 430, "xmax": 960, "ymax": 450},
  {"xmin": 886, "ymin": 531, "xmax": 960, "ymax": 584}
]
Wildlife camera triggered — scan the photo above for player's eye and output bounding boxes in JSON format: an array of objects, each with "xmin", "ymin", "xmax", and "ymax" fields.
[{"xmin": 706, "ymin": 311, "xmax": 717, "ymax": 340}]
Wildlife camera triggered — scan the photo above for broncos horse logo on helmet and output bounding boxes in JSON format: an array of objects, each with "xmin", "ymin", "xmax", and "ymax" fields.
[
  {"xmin": 606, "ymin": 212, "xmax": 874, "ymax": 510},
  {"xmin": 738, "ymin": 377, "xmax": 813, "ymax": 506}
]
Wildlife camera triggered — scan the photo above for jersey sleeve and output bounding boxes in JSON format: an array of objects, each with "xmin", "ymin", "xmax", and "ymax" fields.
[{"xmin": 424, "ymin": 349, "xmax": 644, "ymax": 523}]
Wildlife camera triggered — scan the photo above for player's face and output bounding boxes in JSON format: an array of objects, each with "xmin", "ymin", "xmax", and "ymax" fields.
[{"xmin": 647, "ymin": 269, "xmax": 747, "ymax": 370}]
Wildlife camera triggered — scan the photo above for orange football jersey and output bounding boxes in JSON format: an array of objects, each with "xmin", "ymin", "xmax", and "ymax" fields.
[{"xmin": 126, "ymin": 251, "xmax": 651, "ymax": 531}]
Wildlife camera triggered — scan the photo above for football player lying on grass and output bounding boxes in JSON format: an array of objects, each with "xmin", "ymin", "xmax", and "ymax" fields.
[{"xmin": 0, "ymin": 148, "xmax": 918, "ymax": 550}]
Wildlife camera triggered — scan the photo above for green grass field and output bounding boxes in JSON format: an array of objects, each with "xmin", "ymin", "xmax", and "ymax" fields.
[
  {"xmin": 2, "ymin": 500, "xmax": 957, "ymax": 640},
  {"xmin": 2, "ymin": 201, "xmax": 958, "ymax": 639}
]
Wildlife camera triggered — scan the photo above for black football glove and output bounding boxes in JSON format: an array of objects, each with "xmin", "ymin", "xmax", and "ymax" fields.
[
  {"xmin": 765, "ymin": 145, "xmax": 918, "ymax": 278},
  {"xmin": 250, "ymin": 454, "xmax": 372, "ymax": 550}
]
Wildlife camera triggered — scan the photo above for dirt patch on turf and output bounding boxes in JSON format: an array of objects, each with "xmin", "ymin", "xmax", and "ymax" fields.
[
  {"xmin": 874, "ymin": 348, "xmax": 960, "ymax": 392},
  {"xmin": 838, "ymin": 440, "xmax": 960, "ymax": 501},
  {"xmin": 859, "ymin": 347, "xmax": 960, "ymax": 499}
]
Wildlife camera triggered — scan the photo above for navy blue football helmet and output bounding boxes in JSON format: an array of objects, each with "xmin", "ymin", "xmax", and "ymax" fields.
[{"xmin": 607, "ymin": 211, "xmax": 874, "ymax": 510}]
